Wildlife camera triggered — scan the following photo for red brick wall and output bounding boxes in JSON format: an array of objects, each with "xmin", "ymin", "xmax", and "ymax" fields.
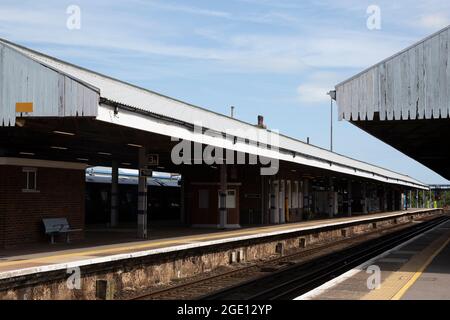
[{"xmin": 0, "ymin": 165, "xmax": 85, "ymax": 247}]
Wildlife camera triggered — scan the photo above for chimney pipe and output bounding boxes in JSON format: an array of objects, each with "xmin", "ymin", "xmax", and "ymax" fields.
[
  {"xmin": 230, "ymin": 106, "xmax": 235, "ymax": 118},
  {"xmin": 257, "ymin": 115, "xmax": 266, "ymax": 128}
]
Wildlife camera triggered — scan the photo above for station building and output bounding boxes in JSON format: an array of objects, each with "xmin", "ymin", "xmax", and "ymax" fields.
[{"xmin": 0, "ymin": 38, "xmax": 428, "ymax": 248}]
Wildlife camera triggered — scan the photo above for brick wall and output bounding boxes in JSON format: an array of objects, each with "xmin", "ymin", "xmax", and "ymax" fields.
[{"xmin": 0, "ymin": 165, "xmax": 85, "ymax": 248}]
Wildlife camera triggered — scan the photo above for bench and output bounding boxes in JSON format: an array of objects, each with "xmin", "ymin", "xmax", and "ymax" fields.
[{"xmin": 42, "ymin": 218, "xmax": 82, "ymax": 244}]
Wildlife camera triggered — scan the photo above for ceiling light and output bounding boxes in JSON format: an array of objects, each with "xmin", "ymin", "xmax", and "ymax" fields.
[
  {"xmin": 16, "ymin": 119, "xmax": 26, "ymax": 127},
  {"xmin": 20, "ymin": 152, "xmax": 35, "ymax": 156},
  {"xmin": 76, "ymin": 158, "xmax": 89, "ymax": 161},
  {"xmin": 121, "ymin": 162, "xmax": 132, "ymax": 166},
  {"xmin": 51, "ymin": 146, "xmax": 68, "ymax": 150},
  {"xmin": 98, "ymin": 152, "xmax": 112, "ymax": 156},
  {"xmin": 127, "ymin": 143, "xmax": 143, "ymax": 148},
  {"xmin": 53, "ymin": 130, "xmax": 75, "ymax": 136}
]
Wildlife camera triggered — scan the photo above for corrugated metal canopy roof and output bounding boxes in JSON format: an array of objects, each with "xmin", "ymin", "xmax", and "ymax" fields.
[
  {"xmin": 0, "ymin": 38, "xmax": 428, "ymax": 189},
  {"xmin": 335, "ymin": 25, "xmax": 450, "ymax": 122}
]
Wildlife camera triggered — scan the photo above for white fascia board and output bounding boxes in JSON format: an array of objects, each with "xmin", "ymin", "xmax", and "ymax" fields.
[{"xmin": 96, "ymin": 104, "xmax": 428, "ymax": 190}]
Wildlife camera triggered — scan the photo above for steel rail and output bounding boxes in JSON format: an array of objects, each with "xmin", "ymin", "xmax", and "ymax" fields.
[
  {"xmin": 128, "ymin": 215, "xmax": 440, "ymax": 300},
  {"xmin": 201, "ymin": 216, "xmax": 448, "ymax": 300}
]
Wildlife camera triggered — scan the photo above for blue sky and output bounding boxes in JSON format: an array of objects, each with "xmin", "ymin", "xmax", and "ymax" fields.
[{"xmin": 1, "ymin": 0, "xmax": 449, "ymax": 184}]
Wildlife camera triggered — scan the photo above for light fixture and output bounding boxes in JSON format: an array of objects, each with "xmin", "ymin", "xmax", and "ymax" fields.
[
  {"xmin": 121, "ymin": 162, "xmax": 132, "ymax": 166},
  {"xmin": 157, "ymin": 166, "xmax": 165, "ymax": 170},
  {"xmin": 16, "ymin": 119, "xmax": 26, "ymax": 127},
  {"xmin": 20, "ymin": 152, "xmax": 35, "ymax": 156},
  {"xmin": 98, "ymin": 152, "xmax": 112, "ymax": 156},
  {"xmin": 76, "ymin": 158, "xmax": 89, "ymax": 161},
  {"xmin": 53, "ymin": 130, "xmax": 75, "ymax": 136},
  {"xmin": 51, "ymin": 146, "xmax": 68, "ymax": 150},
  {"xmin": 127, "ymin": 143, "xmax": 143, "ymax": 148}
]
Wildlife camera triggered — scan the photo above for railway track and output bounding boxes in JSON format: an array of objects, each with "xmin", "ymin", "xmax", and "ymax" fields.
[
  {"xmin": 202, "ymin": 215, "xmax": 449, "ymax": 300},
  {"xmin": 129, "ymin": 215, "xmax": 444, "ymax": 300}
]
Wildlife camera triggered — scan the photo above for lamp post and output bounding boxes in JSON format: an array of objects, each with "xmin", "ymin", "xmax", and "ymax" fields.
[{"xmin": 327, "ymin": 90, "xmax": 337, "ymax": 152}]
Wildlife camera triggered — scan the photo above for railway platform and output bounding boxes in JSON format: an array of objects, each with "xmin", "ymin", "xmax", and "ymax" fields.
[
  {"xmin": 0, "ymin": 208, "xmax": 441, "ymax": 300},
  {"xmin": 0, "ymin": 209, "xmax": 434, "ymax": 278},
  {"xmin": 298, "ymin": 215, "xmax": 450, "ymax": 300}
]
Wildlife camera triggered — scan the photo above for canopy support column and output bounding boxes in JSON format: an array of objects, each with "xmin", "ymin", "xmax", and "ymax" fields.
[
  {"xmin": 219, "ymin": 164, "xmax": 227, "ymax": 229},
  {"xmin": 138, "ymin": 148, "xmax": 148, "ymax": 239},
  {"xmin": 110, "ymin": 160, "xmax": 119, "ymax": 227}
]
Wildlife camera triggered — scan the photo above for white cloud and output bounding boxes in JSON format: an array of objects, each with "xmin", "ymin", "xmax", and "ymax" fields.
[
  {"xmin": 0, "ymin": 0, "xmax": 435, "ymax": 76},
  {"xmin": 418, "ymin": 13, "xmax": 450, "ymax": 30},
  {"xmin": 297, "ymin": 84, "xmax": 331, "ymax": 104},
  {"xmin": 139, "ymin": 1, "xmax": 231, "ymax": 18},
  {"xmin": 296, "ymin": 72, "xmax": 342, "ymax": 105}
]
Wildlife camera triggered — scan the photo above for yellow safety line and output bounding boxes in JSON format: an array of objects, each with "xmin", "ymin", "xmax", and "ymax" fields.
[
  {"xmin": 0, "ymin": 210, "xmax": 426, "ymax": 270},
  {"xmin": 361, "ymin": 225, "xmax": 450, "ymax": 300},
  {"xmin": 391, "ymin": 235, "xmax": 450, "ymax": 300}
]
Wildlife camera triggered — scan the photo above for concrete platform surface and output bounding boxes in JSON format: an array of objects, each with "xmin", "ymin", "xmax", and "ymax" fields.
[
  {"xmin": 298, "ymin": 217, "xmax": 450, "ymax": 300},
  {"xmin": 0, "ymin": 209, "xmax": 434, "ymax": 281}
]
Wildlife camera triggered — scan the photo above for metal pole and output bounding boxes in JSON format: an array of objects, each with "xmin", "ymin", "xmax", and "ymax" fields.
[
  {"xmin": 274, "ymin": 180, "xmax": 280, "ymax": 224},
  {"xmin": 327, "ymin": 91, "xmax": 336, "ymax": 152},
  {"xmin": 110, "ymin": 160, "xmax": 119, "ymax": 227},
  {"xmin": 180, "ymin": 177, "xmax": 185, "ymax": 224},
  {"xmin": 429, "ymin": 190, "xmax": 432, "ymax": 208},
  {"xmin": 329, "ymin": 177, "xmax": 334, "ymax": 218},
  {"xmin": 444, "ymin": 189, "xmax": 447, "ymax": 208},
  {"xmin": 270, "ymin": 179, "xmax": 276, "ymax": 224},
  {"xmin": 330, "ymin": 98, "xmax": 333, "ymax": 152},
  {"xmin": 423, "ymin": 190, "xmax": 426, "ymax": 208},
  {"xmin": 409, "ymin": 190, "xmax": 412, "ymax": 209},
  {"xmin": 362, "ymin": 182, "xmax": 368, "ymax": 214},
  {"xmin": 416, "ymin": 189, "xmax": 419, "ymax": 209},
  {"xmin": 279, "ymin": 180, "xmax": 286, "ymax": 224},
  {"xmin": 303, "ymin": 178, "xmax": 310, "ymax": 220},
  {"xmin": 137, "ymin": 148, "xmax": 148, "ymax": 239},
  {"xmin": 392, "ymin": 190, "xmax": 396, "ymax": 211},
  {"xmin": 400, "ymin": 192, "xmax": 404, "ymax": 211},
  {"xmin": 219, "ymin": 164, "xmax": 227, "ymax": 229},
  {"xmin": 347, "ymin": 180, "xmax": 352, "ymax": 217}
]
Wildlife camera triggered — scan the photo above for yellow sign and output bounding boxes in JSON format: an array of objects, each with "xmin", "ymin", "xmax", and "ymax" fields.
[{"xmin": 16, "ymin": 102, "xmax": 33, "ymax": 113}]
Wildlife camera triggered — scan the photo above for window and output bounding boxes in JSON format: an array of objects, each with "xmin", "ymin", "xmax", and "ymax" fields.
[
  {"xmin": 199, "ymin": 190, "xmax": 209, "ymax": 209},
  {"xmin": 22, "ymin": 167, "xmax": 38, "ymax": 192}
]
